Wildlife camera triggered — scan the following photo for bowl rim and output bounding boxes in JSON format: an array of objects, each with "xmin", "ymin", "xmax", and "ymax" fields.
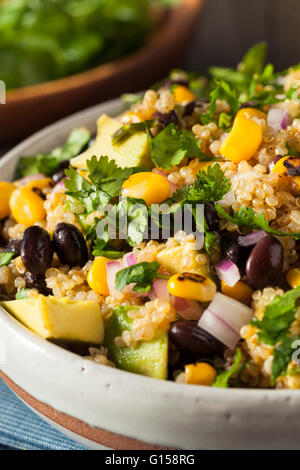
[
  {"xmin": 5, "ymin": 0, "xmax": 204, "ymax": 103},
  {"xmin": 0, "ymin": 95, "xmax": 298, "ymax": 399}
]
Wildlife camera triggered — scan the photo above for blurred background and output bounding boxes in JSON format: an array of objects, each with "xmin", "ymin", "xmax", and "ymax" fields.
[{"xmin": 0, "ymin": 0, "xmax": 299, "ymax": 147}]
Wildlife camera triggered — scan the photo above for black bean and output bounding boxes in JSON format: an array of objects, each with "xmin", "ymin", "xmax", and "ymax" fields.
[
  {"xmin": 153, "ymin": 110, "xmax": 179, "ymax": 128},
  {"xmin": 4, "ymin": 239, "xmax": 21, "ymax": 257},
  {"xmin": 245, "ymin": 235, "xmax": 284, "ymax": 289},
  {"xmin": 58, "ymin": 160, "xmax": 71, "ymax": 170},
  {"xmin": 204, "ymin": 203, "xmax": 218, "ymax": 231},
  {"xmin": 169, "ymin": 321, "xmax": 224, "ymax": 359},
  {"xmin": 53, "ymin": 222, "xmax": 88, "ymax": 268},
  {"xmin": 20, "ymin": 226, "xmax": 53, "ymax": 275},
  {"xmin": 24, "ymin": 271, "xmax": 52, "ymax": 296}
]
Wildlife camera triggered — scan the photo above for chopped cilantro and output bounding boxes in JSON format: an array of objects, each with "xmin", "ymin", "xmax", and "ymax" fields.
[
  {"xmin": 0, "ymin": 252, "xmax": 15, "ymax": 267},
  {"xmin": 64, "ymin": 166, "xmax": 110, "ymax": 214},
  {"xmin": 215, "ymin": 204, "xmax": 300, "ymax": 240},
  {"xmin": 86, "ymin": 156, "xmax": 146, "ymax": 198},
  {"xmin": 213, "ymin": 348, "xmax": 243, "ymax": 388},
  {"xmin": 238, "ymin": 42, "xmax": 267, "ymax": 76},
  {"xmin": 150, "ymin": 123, "xmax": 211, "ymax": 170},
  {"xmin": 115, "ymin": 261, "xmax": 168, "ymax": 293},
  {"xmin": 251, "ymin": 287, "xmax": 300, "ymax": 345},
  {"xmin": 183, "ymin": 164, "xmax": 231, "ymax": 203},
  {"xmin": 15, "ymin": 128, "xmax": 90, "ymax": 178},
  {"xmin": 272, "ymin": 336, "xmax": 300, "ymax": 385}
]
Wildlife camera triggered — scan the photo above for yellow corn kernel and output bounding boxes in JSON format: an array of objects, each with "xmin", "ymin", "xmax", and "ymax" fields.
[
  {"xmin": 26, "ymin": 178, "xmax": 52, "ymax": 191},
  {"xmin": 167, "ymin": 272, "xmax": 216, "ymax": 302},
  {"xmin": 9, "ymin": 187, "xmax": 46, "ymax": 227},
  {"xmin": 185, "ymin": 362, "xmax": 216, "ymax": 386},
  {"xmin": 121, "ymin": 111, "xmax": 142, "ymax": 124},
  {"xmin": 87, "ymin": 257, "xmax": 110, "ymax": 296},
  {"xmin": 221, "ymin": 280, "xmax": 253, "ymax": 305},
  {"xmin": 236, "ymin": 107, "xmax": 267, "ymax": 121},
  {"xmin": 220, "ymin": 112, "xmax": 263, "ymax": 163},
  {"xmin": 287, "ymin": 268, "xmax": 300, "ymax": 289},
  {"xmin": 0, "ymin": 182, "xmax": 15, "ymax": 220},
  {"xmin": 173, "ymin": 85, "xmax": 195, "ymax": 104},
  {"xmin": 121, "ymin": 172, "xmax": 170, "ymax": 206},
  {"xmin": 191, "ymin": 161, "xmax": 214, "ymax": 175}
]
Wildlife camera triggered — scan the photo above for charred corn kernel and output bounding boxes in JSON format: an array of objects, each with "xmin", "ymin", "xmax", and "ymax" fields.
[
  {"xmin": 121, "ymin": 111, "xmax": 142, "ymax": 124},
  {"xmin": 173, "ymin": 85, "xmax": 195, "ymax": 104},
  {"xmin": 26, "ymin": 178, "xmax": 52, "ymax": 191},
  {"xmin": 168, "ymin": 272, "xmax": 216, "ymax": 302},
  {"xmin": 221, "ymin": 280, "xmax": 253, "ymax": 305},
  {"xmin": 121, "ymin": 172, "xmax": 170, "ymax": 206},
  {"xmin": 287, "ymin": 268, "xmax": 300, "ymax": 288},
  {"xmin": 87, "ymin": 257, "xmax": 110, "ymax": 296},
  {"xmin": 0, "ymin": 182, "xmax": 15, "ymax": 219},
  {"xmin": 9, "ymin": 187, "xmax": 46, "ymax": 227},
  {"xmin": 272, "ymin": 156, "xmax": 290, "ymax": 175},
  {"xmin": 185, "ymin": 362, "xmax": 216, "ymax": 386},
  {"xmin": 220, "ymin": 112, "xmax": 263, "ymax": 163},
  {"xmin": 236, "ymin": 107, "xmax": 267, "ymax": 121}
]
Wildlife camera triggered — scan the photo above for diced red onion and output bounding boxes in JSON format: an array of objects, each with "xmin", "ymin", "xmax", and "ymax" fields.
[
  {"xmin": 151, "ymin": 278, "xmax": 170, "ymax": 301},
  {"xmin": 17, "ymin": 173, "xmax": 46, "ymax": 185},
  {"xmin": 215, "ymin": 259, "xmax": 240, "ymax": 287},
  {"xmin": 267, "ymin": 108, "xmax": 290, "ymax": 133},
  {"xmin": 106, "ymin": 260, "xmax": 123, "ymax": 299},
  {"xmin": 281, "ymin": 112, "xmax": 290, "ymax": 129},
  {"xmin": 123, "ymin": 252, "xmax": 137, "ymax": 267},
  {"xmin": 152, "ymin": 168, "xmax": 178, "ymax": 196},
  {"xmin": 173, "ymin": 297, "xmax": 203, "ymax": 321},
  {"xmin": 238, "ymin": 230, "xmax": 267, "ymax": 247},
  {"xmin": 198, "ymin": 293, "xmax": 253, "ymax": 349}
]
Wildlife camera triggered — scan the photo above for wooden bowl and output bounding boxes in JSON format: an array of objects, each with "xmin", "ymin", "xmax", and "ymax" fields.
[{"xmin": 0, "ymin": 0, "xmax": 204, "ymax": 144}]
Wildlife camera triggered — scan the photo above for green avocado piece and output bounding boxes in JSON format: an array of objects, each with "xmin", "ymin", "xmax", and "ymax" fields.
[
  {"xmin": 71, "ymin": 114, "xmax": 152, "ymax": 170},
  {"xmin": 104, "ymin": 306, "xmax": 168, "ymax": 380}
]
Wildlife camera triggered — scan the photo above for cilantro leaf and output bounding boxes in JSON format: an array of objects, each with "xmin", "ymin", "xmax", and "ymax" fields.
[
  {"xmin": 86, "ymin": 156, "xmax": 146, "ymax": 198},
  {"xmin": 115, "ymin": 261, "xmax": 168, "ymax": 293},
  {"xmin": 215, "ymin": 204, "xmax": 300, "ymax": 240},
  {"xmin": 271, "ymin": 336, "xmax": 300, "ymax": 385},
  {"xmin": 213, "ymin": 348, "xmax": 243, "ymax": 388},
  {"xmin": 251, "ymin": 287, "xmax": 300, "ymax": 345},
  {"xmin": 112, "ymin": 120, "xmax": 155, "ymax": 144},
  {"xmin": 183, "ymin": 164, "xmax": 231, "ymax": 203},
  {"xmin": 151, "ymin": 123, "xmax": 211, "ymax": 170},
  {"xmin": 15, "ymin": 288, "xmax": 30, "ymax": 300},
  {"xmin": 15, "ymin": 128, "xmax": 90, "ymax": 178},
  {"xmin": 91, "ymin": 237, "xmax": 124, "ymax": 260},
  {"xmin": 64, "ymin": 166, "xmax": 110, "ymax": 214},
  {"xmin": 207, "ymin": 80, "xmax": 240, "ymax": 120},
  {"xmin": 0, "ymin": 252, "xmax": 14, "ymax": 267},
  {"xmin": 238, "ymin": 42, "xmax": 267, "ymax": 76}
]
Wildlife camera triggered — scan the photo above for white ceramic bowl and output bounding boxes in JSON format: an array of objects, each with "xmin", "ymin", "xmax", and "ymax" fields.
[{"xmin": 1, "ymin": 100, "xmax": 300, "ymax": 450}]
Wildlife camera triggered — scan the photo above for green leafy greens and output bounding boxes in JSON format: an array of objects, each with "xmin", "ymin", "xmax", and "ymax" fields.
[
  {"xmin": 115, "ymin": 262, "xmax": 169, "ymax": 293},
  {"xmin": 0, "ymin": 252, "xmax": 15, "ymax": 267},
  {"xmin": 213, "ymin": 349, "xmax": 243, "ymax": 388},
  {"xmin": 215, "ymin": 205, "xmax": 300, "ymax": 240},
  {"xmin": 150, "ymin": 123, "xmax": 212, "ymax": 170},
  {"xmin": 251, "ymin": 287, "xmax": 300, "ymax": 345},
  {"xmin": 15, "ymin": 127, "xmax": 91, "ymax": 178},
  {"xmin": 0, "ymin": 0, "xmax": 154, "ymax": 90},
  {"xmin": 182, "ymin": 164, "xmax": 231, "ymax": 203}
]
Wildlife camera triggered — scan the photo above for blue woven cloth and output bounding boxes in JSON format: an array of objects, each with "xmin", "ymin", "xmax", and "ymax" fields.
[{"xmin": 0, "ymin": 378, "xmax": 87, "ymax": 450}]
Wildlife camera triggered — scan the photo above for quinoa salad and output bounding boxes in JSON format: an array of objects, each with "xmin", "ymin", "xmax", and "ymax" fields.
[{"xmin": 2, "ymin": 43, "xmax": 300, "ymax": 389}]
